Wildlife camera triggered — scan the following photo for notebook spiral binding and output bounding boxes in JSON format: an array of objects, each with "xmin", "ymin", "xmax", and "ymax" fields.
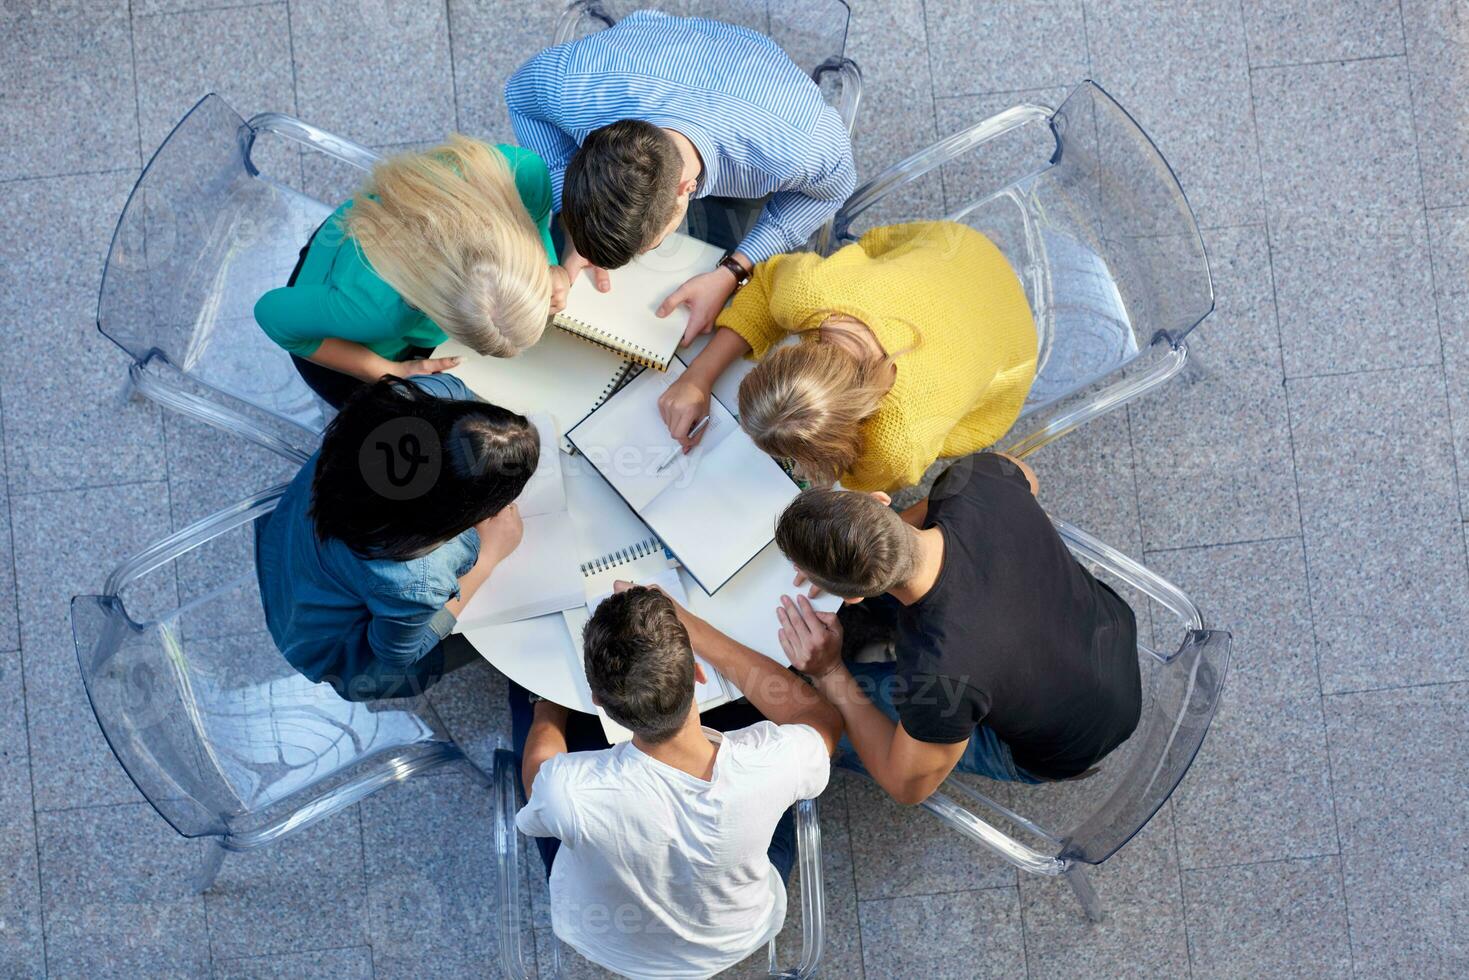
[
  {"xmin": 580, "ymin": 536, "xmax": 666, "ymax": 576},
  {"xmin": 553, "ymin": 317, "xmax": 667, "ymax": 371}
]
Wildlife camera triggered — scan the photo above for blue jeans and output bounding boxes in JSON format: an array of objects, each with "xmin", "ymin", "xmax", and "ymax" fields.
[
  {"xmin": 837, "ymin": 660, "xmax": 1042, "ymax": 785},
  {"xmin": 507, "ymin": 682, "xmax": 798, "ymax": 884}
]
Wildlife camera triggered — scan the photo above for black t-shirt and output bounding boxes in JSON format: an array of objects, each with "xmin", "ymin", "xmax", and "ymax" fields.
[{"xmin": 891, "ymin": 453, "xmax": 1141, "ymax": 780}]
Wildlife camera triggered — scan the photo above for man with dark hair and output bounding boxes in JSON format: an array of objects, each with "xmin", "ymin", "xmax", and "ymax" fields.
[
  {"xmin": 504, "ymin": 10, "xmax": 856, "ymax": 342},
  {"xmin": 510, "ymin": 584, "xmax": 842, "ymax": 977},
  {"xmin": 773, "ymin": 451, "xmax": 1142, "ymax": 805}
]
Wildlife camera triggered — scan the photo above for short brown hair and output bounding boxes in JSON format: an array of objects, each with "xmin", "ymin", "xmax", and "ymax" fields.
[
  {"xmin": 775, "ymin": 490, "xmax": 917, "ymax": 599},
  {"xmin": 562, "ymin": 120, "xmax": 682, "ymax": 268},
  {"xmin": 582, "ymin": 586, "xmax": 695, "ymax": 742}
]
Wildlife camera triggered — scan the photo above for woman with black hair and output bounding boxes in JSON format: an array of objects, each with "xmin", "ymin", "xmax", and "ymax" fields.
[{"xmin": 254, "ymin": 373, "xmax": 539, "ymax": 701}]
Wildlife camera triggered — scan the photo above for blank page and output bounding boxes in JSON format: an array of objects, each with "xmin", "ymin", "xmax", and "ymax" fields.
[{"xmin": 455, "ymin": 516, "xmax": 583, "ymax": 628}]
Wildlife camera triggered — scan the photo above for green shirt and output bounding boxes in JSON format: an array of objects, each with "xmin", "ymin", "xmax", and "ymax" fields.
[{"xmin": 254, "ymin": 143, "xmax": 558, "ymax": 360}]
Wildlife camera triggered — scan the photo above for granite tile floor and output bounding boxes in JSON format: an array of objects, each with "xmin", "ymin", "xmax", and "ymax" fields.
[{"xmin": 0, "ymin": 0, "xmax": 1464, "ymax": 976}]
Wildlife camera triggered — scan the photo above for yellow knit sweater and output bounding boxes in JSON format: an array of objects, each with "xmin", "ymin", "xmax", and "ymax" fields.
[{"xmin": 717, "ymin": 221, "xmax": 1038, "ymax": 492}]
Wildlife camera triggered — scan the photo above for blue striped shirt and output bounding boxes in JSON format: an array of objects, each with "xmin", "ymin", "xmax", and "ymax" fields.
[{"xmin": 504, "ymin": 10, "xmax": 856, "ymax": 263}]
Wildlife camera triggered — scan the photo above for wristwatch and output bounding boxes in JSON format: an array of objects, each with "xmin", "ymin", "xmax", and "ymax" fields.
[{"xmin": 717, "ymin": 252, "xmax": 752, "ymax": 291}]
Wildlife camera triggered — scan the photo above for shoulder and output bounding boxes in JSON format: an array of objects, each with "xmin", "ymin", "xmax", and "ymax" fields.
[
  {"xmin": 724, "ymin": 720, "xmax": 828, "ymax": 764},
  {"xmin": 933, "ymin": 452, "xmax": 1034, "ymax": 503},
  {"xmin": 406, "ymin": 373, "xmax": 471, "ymax": 401}
]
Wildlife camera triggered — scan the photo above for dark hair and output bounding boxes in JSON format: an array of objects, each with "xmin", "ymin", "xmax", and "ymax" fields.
[
  {"xmin": 310, "ymin": 377, "xmax": 539, "ymax": 561},
  {"xmin": 562, "ymin": 120, "xmax": 682, "ymax": 268},
  {"xmin": 775, "ymin": 489, "xmax": 917, "ymax": 599},
  {"xmin": 582, "ymin": 586, "xmax": 694, "ymax": 743}
]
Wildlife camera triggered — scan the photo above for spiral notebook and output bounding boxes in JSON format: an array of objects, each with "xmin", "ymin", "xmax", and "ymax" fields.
[
  {"xmin": 553, "ymin": 231, "xmax": 726, "ymax": 370},
  {"xmin": 435, "ymin": 328, "xmax": 636, "ymax": 453}
]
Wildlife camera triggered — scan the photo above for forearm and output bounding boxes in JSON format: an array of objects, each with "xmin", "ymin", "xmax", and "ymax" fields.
[
  {"xmin": 812, "ymin": 667, "xmax": 904, "ymax": 784},
  {"xmin": 685, "ymin": 616, "xmax": 841, "ymax": 750},
  {"xmin": 308, "ymin": 338, "xmax": 401, "ymax": 382},
  {"xmin": 521, "ymin": 702, "xmax": 570, "ymax": 796},
  {"xmin": 444, "ymin": 549, "xmax": 503, "ymax": 618},
  {"xmin": 684, "ymin": 327, "xmax": 751, "ymax": 388}
]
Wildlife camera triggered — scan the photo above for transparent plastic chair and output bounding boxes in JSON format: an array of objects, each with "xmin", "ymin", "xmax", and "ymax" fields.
[
  {"xmin": 830, "ymin": 80, "xmax": 1216, "ymax": 457},
  {"xmin": 492, "ymin": 747, "xmax": 826, "ymax": 978},
  {"xmin": 69, "ymin": 484, "xmax": 489, "ymax": 892},
  {"xmin": 555, "ymin": 0, "xmax": 862, "ymax": 253},
  {"xmin": 97, "ymin": 93, "xmax": 383, "ymax": 464},
  {"xmin": 886, "ymin": 515, "xmax": 1230, "ymax": 921}
]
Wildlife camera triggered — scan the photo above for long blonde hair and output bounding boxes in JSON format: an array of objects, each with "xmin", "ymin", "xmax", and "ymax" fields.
[
  {"xmin": 345, "ymin": 135, "xmax": 551, "ymax": 357},
  {"xmin": 736, "ymin": 319, "xmax": 894, "ymax": 486}
]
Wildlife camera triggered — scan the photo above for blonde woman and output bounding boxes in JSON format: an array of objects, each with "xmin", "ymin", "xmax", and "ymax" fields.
[
  {"xmin": 658, "ymin": 221, "xmax": 1038, "ymax": 493},
  {"xmin": 255, "ymin": 135, "xmax": 559, "ymax": 407}
]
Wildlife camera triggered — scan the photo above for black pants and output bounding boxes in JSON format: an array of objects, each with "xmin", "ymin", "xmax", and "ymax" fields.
[
  {"xmin": 283, "ymin": 222, "xmax": 432, "ymax": 411},
  {"xmin": 507, "ymin": 681, "xmax": 797, "ymax": 885}
]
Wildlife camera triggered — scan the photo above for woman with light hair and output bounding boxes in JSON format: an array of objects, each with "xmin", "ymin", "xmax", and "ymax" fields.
[
  {"xmin": 255, "ymin": 135, "xmax": 560, "ymax": 407},
  {"xmin": 658, "ymin": 221, "xmax": 1038, "ymax": 493}
]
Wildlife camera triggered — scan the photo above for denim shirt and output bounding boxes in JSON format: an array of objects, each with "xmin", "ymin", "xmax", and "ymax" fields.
[{"xmin": 254, "ymin": 375, "xmax": 481, "ymax": 689}]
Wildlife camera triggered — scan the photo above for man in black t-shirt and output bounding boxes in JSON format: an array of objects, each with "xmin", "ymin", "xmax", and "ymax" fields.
[{"xmin": 772, "ymin": 452, "xmax": 1140, "ymax": 804}]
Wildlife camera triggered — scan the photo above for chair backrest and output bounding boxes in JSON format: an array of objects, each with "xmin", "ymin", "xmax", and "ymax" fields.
[
  {"xmin": 554, "ymin": 0, "xmax": 851, "ymax": 80},
  {"xmin": 97, "ymin": 93, "xmax": 334, "ymax": 436},
  {"xmin": 831, "ymin": 81, "xmax": 1214, "ymax": 414},
  {"xmin": 70, "ymin": 486, "xmax": 453, "ymax": 842}
]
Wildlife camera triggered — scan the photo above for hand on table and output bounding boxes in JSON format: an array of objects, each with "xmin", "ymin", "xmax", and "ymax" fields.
[
  {"xmin": 476, "ymin": 503, "xmax": 523, "ymax": 564},
  {"xmin": 392, "ymin": 355, "xmax": 461, "ymax": 378},
  {"xmin": 657, "ymin": 377, "xmax": 713, "ymax": 452},
  {"xmin": 777, "ymin": 594, "xmax": 843, "ymax": 678},
  {"xmin": 659, "ymin": 269, "xmax": 738, "ymax": 345},
  {"xmin": 561, "ymin": 245, "xmax": 611, "ymax": 293}
]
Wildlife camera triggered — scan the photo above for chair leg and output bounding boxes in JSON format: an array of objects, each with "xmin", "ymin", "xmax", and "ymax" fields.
[
  {"xmin": 1065, "ymin": 863, "xmax": 1103, "ymax": 923},
  {"xmin": 195, "ymin": 838, "xmax": 227, "ymax": 893}
]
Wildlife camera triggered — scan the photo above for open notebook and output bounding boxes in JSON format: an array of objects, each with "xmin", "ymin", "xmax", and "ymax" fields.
[
  {"xmin": 453, "ymin": 414, "xmax": 583, "ymax": 629},
  {"xmin": 435, "ymin": 328, "xmax": 636, "ymax": 453},
  {"xmin": 567, "ymin": 358, "xmax": 800, "ymax": 593},
  {"xmin": 554, "ymin": 232, "xmax": 725, "ymax": 370}
]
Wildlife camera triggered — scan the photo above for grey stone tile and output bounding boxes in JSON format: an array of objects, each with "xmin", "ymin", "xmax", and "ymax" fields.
[
  {"xmin": 296, "ymin": 140, "xmax": 429, "ymax": 207},
  {"xmin": 1031, "ymin": 408, "xmax": 1144, "ymax": 555},
  {"xmin": 3, "ymin": 327, "xmax": 166, "ymax": 495},
  {"xmin": 1339, "ymin": 842, "xmax": 1468, "ymax": 977},
  {"xmin": 1084, "ymin": 0, "xmax": 1263, "ymax": 229},
  {"xmin": 1020, "ymin": 815, "xmax": 1190, "ymax": 978},
  {"xmin": 841, "ymin": 0, "xmax": 941, "ymax": 234},
  {"xmin": 1324, "ymin": 683, "xmax": 1467, "ymax": 857},
  {"xmin": 1242, "ymin": 0, "xmax": 1405, "ymax": 66},
  {"xmin": 204, "ymin": 814, "xmax": 368, "ymax": 959},
  {"xmin": 36, "ymin": 801, "xmax": 209, "ymax": 978},
  {"xmin": 12, "ymin": 482, "xmax": 175, "ymax": 811},
  {"xmin": 1253, "ymin": 56, "xmax": 1422, "ymax": 223},
  {"xmin": 1183, "ymin": 856, "xmax": 1353, "ymax": 979},
  {"xmin": 0, "ymin": 169, "xmax": 136, "ymax": 333},
  {"xmin": 0, "ymin": 2, "xmax": 137, "ymax": 179},
  {"xmin": 213, "ymin": 945, "xmax": 374, "ymax": 980},
  {"xmin": 1270, "ymin": 209, "xmax": 1439, "ymax": 377},
  {"xmin": 934, "ymin": 88, "xmax": 1071, "ymax": 215},
  {"xmin": 858, "ymin": 887, "xmax": 1025, "ymax": 979},
  {"xmin": 924, "ymin": 1, "xmax": 1087, "ymax": 96},
  {"xmin": 0, "ymin": 490, "xmax": 18, "ymax": 654},
  {"xmin": 1168, "ymin": 692, "xmax": 1338, "ymax": 870},
  {"xmin": 0, "ymin": 650, "xmax": 43, "ymax": 979},
  {"xmin": 1146, "ymin": 536, "xmax": 1316, "ymax": 698},
  {"xmin": 1132, "ymin": 224, "xmax": 1301, "ymax": 549},
  {"xmin": 1427, "ymin": 206, "xmax": 1469, "ymax": 520},
  {"xmin": 132, "ymin": 2, "xmax": 297, "ymax": 179},
  {"xmin": 449, "ymin": 0, "xmax": 564, "ymax": 143},
  {"xmin": 1287, "ymin": 367, "xmax": 1469, "ymax": 692},
  {"xmin": 359, "ymin": 768, "xmax": 501, "ymax": 976},
  {"xmin": 289, "ymin": 0, "xmax": 456, "ymax": 146},
  {"xmin": 1403, "ymin": 0, "xmax": 1469, "ymax": 209},
  {"xmin": 845, "ymin": 772, "xmax": 1016, "ymax": 899},
  {"xmin": 425, "ymin": 657, "xmax": 513, "ymax": 773}
]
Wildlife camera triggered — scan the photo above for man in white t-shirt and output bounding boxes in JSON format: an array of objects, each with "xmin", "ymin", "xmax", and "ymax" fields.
[{"xmin": 512, "ymin": 582, "xmax": 842, "ymax": 978}]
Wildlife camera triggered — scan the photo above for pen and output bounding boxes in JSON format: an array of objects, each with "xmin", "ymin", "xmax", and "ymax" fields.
[{"xmin": 654, "ymin": 415, "xmax": 711, "ymax": 474}]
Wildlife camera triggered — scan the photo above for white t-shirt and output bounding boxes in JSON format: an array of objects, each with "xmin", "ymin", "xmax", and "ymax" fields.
[{"xmin": 515, "ymin": 721, "xmax": 831, "ymax": 979}]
